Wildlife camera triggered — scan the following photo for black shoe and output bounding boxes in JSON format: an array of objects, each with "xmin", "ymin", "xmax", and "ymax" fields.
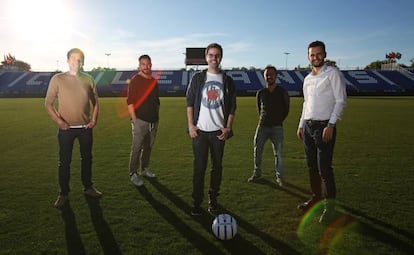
[
  {"xmin": 208, "ymin": 204, "xmax": 218, "ymax": 214},
  {"xmin": 191, "ymin": 206, "xmax": 202, "ymax": 216},
  {"xmin": 208, "ymin": 206, "xmax": 218, "ymax": 214},
  {"xmin": 208, "ymin": 199, "xmax": 218, "ymax": 213},
  {"xmin": 297, "ymin": 198, "xmax": 320, "ymax": 211}
]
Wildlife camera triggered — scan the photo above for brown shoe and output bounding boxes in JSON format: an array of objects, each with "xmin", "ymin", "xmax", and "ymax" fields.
[
  {"xmin": 84, "ymin": 187, "xmax": 103, "ymax": 198},
  {"xmin": 54, "ymin": 195, "xmax": 68, "ymax": 208},
  {"xmin": 297, "ymin": 197, "xmax": 321, "ymax": 211},
  {"xmin": 247, "ymin": 174, "xmax": 261, "ymax": 182}
]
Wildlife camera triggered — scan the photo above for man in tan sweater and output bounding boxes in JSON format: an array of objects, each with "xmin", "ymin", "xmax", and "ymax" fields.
[{"xmin": 45, "ymin": 48, "xmax": 102, "ymax": 208}]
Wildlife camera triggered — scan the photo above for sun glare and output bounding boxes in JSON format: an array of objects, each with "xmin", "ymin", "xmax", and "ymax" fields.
[{"xmin": 7, "ymin": 0, "xmax": 73, "ymax": 41}]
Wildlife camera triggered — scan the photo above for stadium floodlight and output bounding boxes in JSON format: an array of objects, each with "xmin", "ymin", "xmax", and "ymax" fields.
[
  {"xmin": 105, "ymin": 53, "xmax": 111, "ymax": 68},
  {"xmin": 284, "ymin": 52, "xmax": 290, "ymax": 70}
]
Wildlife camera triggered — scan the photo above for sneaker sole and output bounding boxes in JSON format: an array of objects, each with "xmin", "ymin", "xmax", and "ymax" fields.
[
  {"xmin": 84, "ymin": 193, "xmax": 103, "ymax": 198},
  {"xmin": 247, "ymin": 176, "xmax": 261, "ymax": 182},
  {"xmin": 132, "ymin": 182, "xmax": 144, "ymax": 187},
  {"xmin": 131, "ymin": 175, "xmax": 144, "ymax": 186},
  {"xmin": 54, "ymin": 197, "xmax": 68, "ymax": 208}
]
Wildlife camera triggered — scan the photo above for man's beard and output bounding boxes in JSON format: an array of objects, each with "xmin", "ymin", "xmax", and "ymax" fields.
[{"xmin": 312, "ymin": 60, "xmax": 324, "ymax": 68}]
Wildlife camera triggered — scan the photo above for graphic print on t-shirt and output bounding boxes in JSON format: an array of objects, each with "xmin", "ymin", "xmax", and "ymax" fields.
[
  {"xmin": 201, "ymin": 80, "xmax": 224, "ymax": 109},
  {"xmin": 197, "ymin": 79, "xmax": 225, "ymax": 132}
]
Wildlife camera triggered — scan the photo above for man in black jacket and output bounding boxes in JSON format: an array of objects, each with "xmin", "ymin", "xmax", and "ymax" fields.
[{"xmin": 186, "ymin": 43, "xmax": 237, "ymax": 216}]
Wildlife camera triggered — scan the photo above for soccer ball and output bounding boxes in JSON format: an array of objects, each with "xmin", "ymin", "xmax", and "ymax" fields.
[{"xmin": 211, "ymin": 214, "xmax": 237, "ymax": 240}]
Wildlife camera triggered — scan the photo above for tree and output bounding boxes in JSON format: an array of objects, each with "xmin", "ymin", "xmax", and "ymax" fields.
[
  {"xmin": 294, "ymin": 64, "xmax": 312, "ymax": 70},
  {"xmin": 325, "ymin": 59, "xmax": 337, "ymax": 68},
  {"xmin": 364, "ymin": 60, "xmax": 387, "ymax": 70},
  {"xmin": 12, "ymin": 60, "xmax": 31, "ymax": 71},
  {"xmin": 1, "ymin": 54, "xmax": 31, "ymax": 71},
  {"xmin": 91, "ymin": 66, "xmax": 117, "ymax": 72}
]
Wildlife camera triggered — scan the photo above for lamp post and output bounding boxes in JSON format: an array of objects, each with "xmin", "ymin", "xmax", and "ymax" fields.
[
  {"xmin": 105, "ymin": 53, "xmax": 111, "ymax": 68},
  {"xmin": 284, "ymin": 52, "xmax": 290, "ymax": 70}
]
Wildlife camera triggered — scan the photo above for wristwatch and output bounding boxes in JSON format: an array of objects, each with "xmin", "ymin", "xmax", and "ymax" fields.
[{"xmin": 327, "ymin": 123, "xmax": 335, "ymax": 128}]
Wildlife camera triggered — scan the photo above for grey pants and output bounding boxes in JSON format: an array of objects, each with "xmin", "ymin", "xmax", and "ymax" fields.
[{"xmin": 129, "ymin": 118, "xmax": 158, "ymax": 174}]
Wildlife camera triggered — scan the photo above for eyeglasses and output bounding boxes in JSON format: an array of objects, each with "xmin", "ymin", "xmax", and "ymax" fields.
[{"xmin": 207, "ymin": 53, "xmax": 221, "ymax": 58}]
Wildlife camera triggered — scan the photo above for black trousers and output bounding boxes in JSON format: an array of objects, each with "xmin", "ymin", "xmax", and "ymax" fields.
[
  {"xmin": 191, "ymin": 130, "xmax": 225, "ymax": 207},
  {"xmin": 303, "ymin": 120, "xmax": 337, "ymax": 200},
  {"xmin": 57, "ymin": 128, "xmax": 93, "ymax": 195}
]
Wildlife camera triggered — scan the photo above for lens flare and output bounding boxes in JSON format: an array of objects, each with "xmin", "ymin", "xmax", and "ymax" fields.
[
  {"xmin": 297, "ymin": 200, "xmax": 325, "ymax": 238},
  {"xmin": 116, "ymin": 71, "xmax": 162, "ymax": 119},
  {"xmin": 297, "ymin": 202, "xmax": 357, "ymax": 254},
  {"xmin": 319, "ymin": 215, "xmax": 356, "ymax": 252}
]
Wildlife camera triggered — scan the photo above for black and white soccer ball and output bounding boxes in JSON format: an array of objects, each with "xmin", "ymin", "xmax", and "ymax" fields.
[{"xmin": 211, "ymin": 214, "xmax": 237, "ymax": 240}]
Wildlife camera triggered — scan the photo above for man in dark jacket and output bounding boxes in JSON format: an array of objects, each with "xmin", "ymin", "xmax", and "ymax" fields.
[{"xmin": 186, "ymin": 43, "xmax": 237, "ymax": 216}]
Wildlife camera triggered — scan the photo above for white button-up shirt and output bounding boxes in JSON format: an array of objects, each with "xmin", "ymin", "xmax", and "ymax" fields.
[{"xmin": 298, "ymin": 64, "xmax": 347, "ymax": 128}]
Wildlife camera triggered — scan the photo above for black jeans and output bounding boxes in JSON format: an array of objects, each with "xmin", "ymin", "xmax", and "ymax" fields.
[
  {"xmin": 303, "ymin": 120, "xmax": 336, "ymax": 200},
  {"xmin": 192, "ymin": 130, "xmax": 225, "ymax": 207},
  {"xmin": 57, "ymin": 128, "xmax": 93, "ymax": 195}
]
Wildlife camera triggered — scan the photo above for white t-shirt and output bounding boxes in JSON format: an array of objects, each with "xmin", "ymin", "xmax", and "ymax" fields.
[{"xmin": 196, "ymin": 72, "xmax": 225, "ymax": 132}]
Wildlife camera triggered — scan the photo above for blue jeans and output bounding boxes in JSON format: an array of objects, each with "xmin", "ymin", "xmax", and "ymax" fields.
[
  {"xmin": 253, "ymin": 125, "xmax": 284, "ymax": 178},
  {"xmin": 303, "ymin": 120, "xmax": 336, "ymax": 200},
  {"xmin": 129, "ymin": 118, "xmax": 158, "ymax": 174},
  {"xmin": 57, "ymin": 128, "xmax": 93, "ymax": 195},
  {"xmin": 192, "ymin": 130, "xmax": 225, "ymax": 207}
]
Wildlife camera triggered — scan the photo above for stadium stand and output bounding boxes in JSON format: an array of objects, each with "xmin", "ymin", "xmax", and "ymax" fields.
[
  {"xmin": 379, "ymin": 70, "xmax": 414, "ymax": 91},
  {"xmin": 1, "ymin": 69, "xmax": 413, "ymax": 97}
]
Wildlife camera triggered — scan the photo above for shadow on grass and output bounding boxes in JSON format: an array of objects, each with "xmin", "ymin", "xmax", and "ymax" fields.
[
  {"xmin": 222, "ymin": 207, "xmax": 302, "ymax": 255},
  {"xmin": 251, "ymin": 178, "xmax": 310, "ymax": 201},
  {"xmin": 136, "ymin": 185, "xmax": 227, "ymax": 255},
  {"xmin": 284, "ymin": 182, "xmax": 312, "ymax": 195},
  {"xmin": 146, "ymin": 178, "xmax": 298, "ymax": 255},
  {"xmin": 85, "ymin": 196, "xmax": 122, "ymax": 255},
  {"xmin": 299, "ymin": 202, "xmax": 414, "ymax": 254},
  {"xmin": 338, "ymin": 204, "xmax": 414, "ymax": 253},
  {"xmin": 60, "ymin": 201, "xmax": 86, "ymax": 255}
]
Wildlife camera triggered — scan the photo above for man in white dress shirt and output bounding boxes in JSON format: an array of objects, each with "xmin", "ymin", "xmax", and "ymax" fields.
[{"xmin": 296, "ymin": 40, "xmax": 347, "ymax": 224}]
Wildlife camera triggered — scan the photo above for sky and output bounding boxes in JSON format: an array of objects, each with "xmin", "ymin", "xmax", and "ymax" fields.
[{"xmin": 1, "ymin": 0, "xmax": 414, "ymax": 71}]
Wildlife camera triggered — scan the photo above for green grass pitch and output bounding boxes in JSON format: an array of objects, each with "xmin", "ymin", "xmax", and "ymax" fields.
[{"xmin": 0, "ymin": 96, "xmax": 413, "ymax": 254}]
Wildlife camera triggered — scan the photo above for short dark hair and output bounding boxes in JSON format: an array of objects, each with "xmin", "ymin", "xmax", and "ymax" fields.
[
  {"xmin": 264, "ymin": 64, "xmax": 277, "ymax": 73},
  {"xmin": 205, "ymin": 43, "xmax": 223, "ymax": 57},
  {"xmin": 139, "ymin": 54, "xmax": 151, "ymax": 62},
  {"xmin": 67, "ymin": 48, "xmax": 84, "ymax": 65},
  {"xmin": 308, "ymin": 40, "xmax": 326, "ymax": 53}
]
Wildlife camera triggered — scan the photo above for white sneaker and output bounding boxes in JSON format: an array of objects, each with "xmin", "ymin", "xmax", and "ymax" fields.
[
  {"xmin": 276, "ymin": 177, "xmax": 285, "ymax": 187},
  {"xmin": 130, "ymin": 173, "xmax": 144, "ymax": 186},
  {"xmin": 141, "ymin": 168, "xmax": 156, "ymax": 178}
]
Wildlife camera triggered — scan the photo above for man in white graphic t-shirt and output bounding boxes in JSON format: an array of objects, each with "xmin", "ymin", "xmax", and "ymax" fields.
[{"xmin": 186, "ymin": 43, "xmax": 237, "ymax": 216}]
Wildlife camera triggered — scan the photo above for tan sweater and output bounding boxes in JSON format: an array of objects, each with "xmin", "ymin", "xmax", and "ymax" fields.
[{"xmin": 45, "ymin": 72, "xmax": 98, "ymax": 126}]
